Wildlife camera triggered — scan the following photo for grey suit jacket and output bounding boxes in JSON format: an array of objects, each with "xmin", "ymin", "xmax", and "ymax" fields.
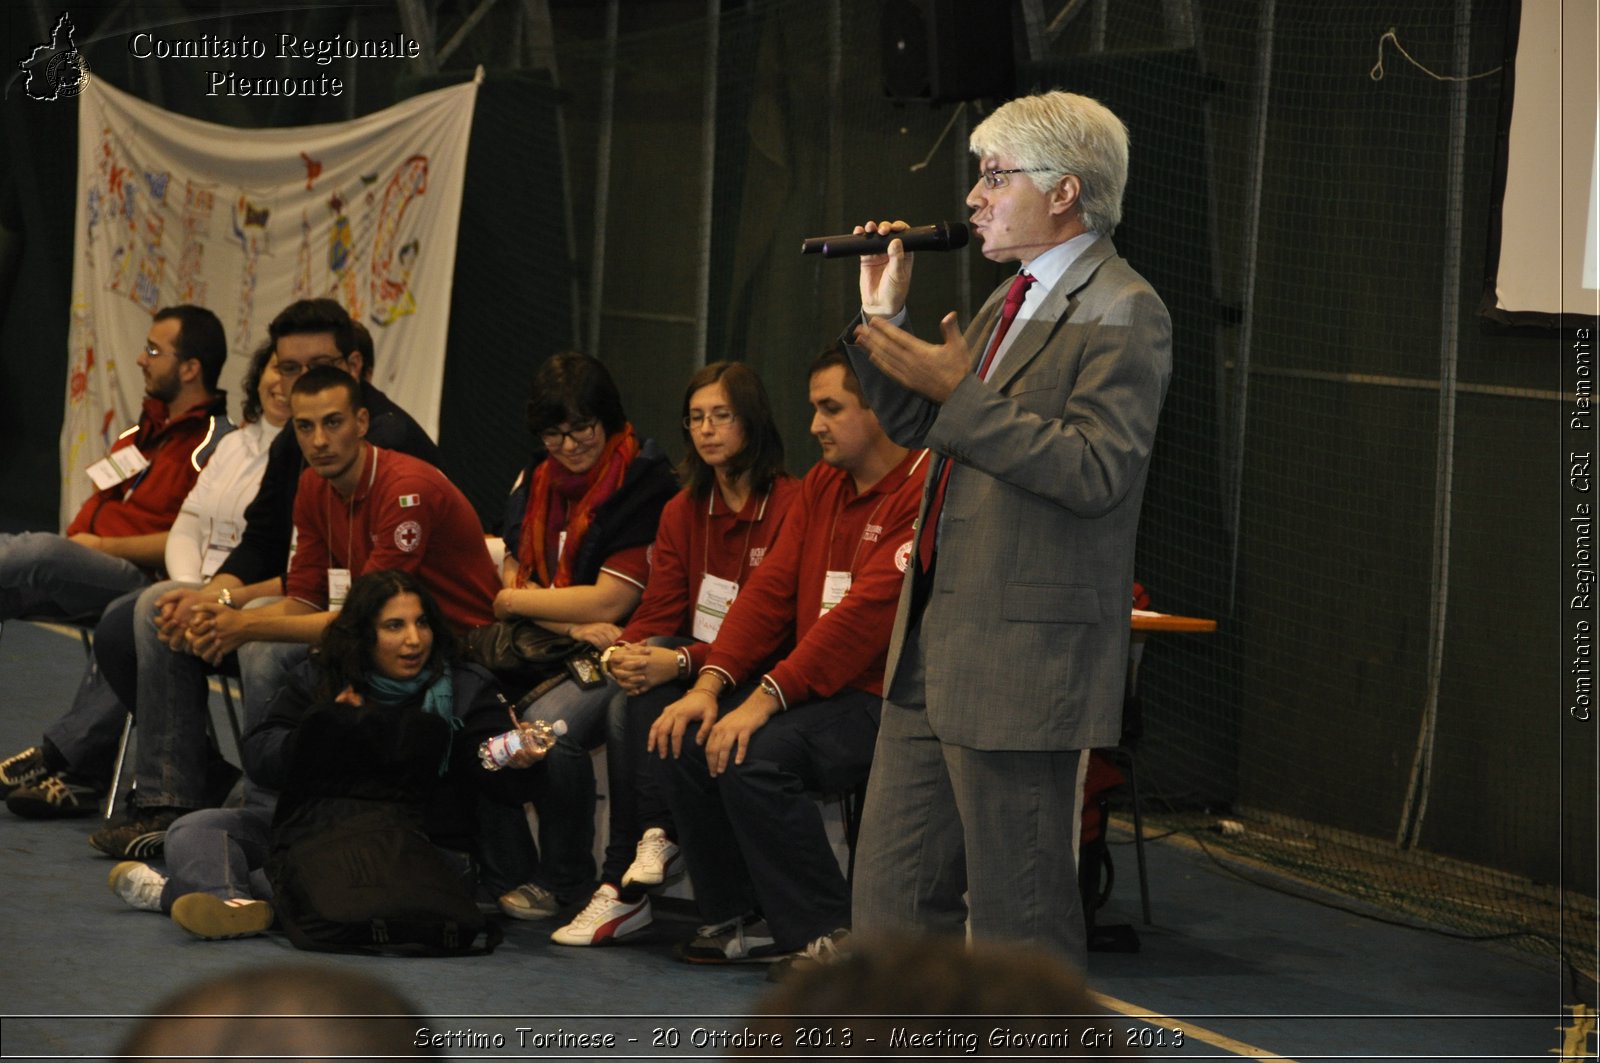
[{"xmin": 845, "ymin": 236, "xmax": 1172, "ymax": 751}]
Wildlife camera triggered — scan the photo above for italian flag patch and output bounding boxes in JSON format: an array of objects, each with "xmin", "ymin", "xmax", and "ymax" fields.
[{"xmin": 398, "ymin": 494, "xmax": 421, "ymax": 508}]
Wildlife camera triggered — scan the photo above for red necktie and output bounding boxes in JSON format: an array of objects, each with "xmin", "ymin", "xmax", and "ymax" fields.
[{"xmin": 917, "ymin": 271, "xmax": 1035, "ymax": 572}]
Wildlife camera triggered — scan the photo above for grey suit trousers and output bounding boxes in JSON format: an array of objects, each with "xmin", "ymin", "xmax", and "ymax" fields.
[{"xmin": 852, "ymin": 615, "xmax": 1090, "ymax": 970}]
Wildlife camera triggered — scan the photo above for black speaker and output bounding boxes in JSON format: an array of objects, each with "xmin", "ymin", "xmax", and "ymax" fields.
[{"xmin": 881, "ymin": 0, "xmax": 1016, "ymax": 104}]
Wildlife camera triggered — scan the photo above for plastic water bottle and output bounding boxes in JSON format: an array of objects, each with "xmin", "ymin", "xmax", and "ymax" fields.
[{"xmin": 478, "ymin": 718, "xmax": 568, "ymax": 771}]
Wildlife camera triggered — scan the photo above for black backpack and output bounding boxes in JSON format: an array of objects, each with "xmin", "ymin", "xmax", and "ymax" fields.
[
  {"xmin": 271, "ymin": 804, "xmax": 501, "ymax": 956},
  {"xmin": 264, "ymin": 694, "xmax": 500, "ymax": 956}
]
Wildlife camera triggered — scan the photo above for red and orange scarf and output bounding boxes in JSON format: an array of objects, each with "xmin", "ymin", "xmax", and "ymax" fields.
[{"xmin": 515, "ymin": 424, "xmax": 640, "ymax": 589}]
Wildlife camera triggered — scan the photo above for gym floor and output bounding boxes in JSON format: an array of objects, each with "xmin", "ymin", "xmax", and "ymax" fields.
[{"xmin": 0, "ymin": 618, "xmax": 1579, "ymax": 1061}]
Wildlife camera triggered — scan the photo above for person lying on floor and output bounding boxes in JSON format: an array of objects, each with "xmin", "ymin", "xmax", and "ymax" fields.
[{"xmin": 107, "ymin": 569, "xmax": 515, "ymax": 941}]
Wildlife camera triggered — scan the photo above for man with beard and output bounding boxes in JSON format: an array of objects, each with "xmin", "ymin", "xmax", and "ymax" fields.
[{"xmin": 0, "ymin": 306, "xmax": 230, "ymax": 630}]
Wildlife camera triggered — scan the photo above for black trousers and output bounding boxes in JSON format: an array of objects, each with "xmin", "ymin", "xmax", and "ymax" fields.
[{"xmin": 653, "ymin": 683, "xmax": 879, "ymax": 951}]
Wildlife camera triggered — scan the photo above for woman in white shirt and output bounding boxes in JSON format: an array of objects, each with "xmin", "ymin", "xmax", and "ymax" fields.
[{"xmin": 162, "ymin": 346, "xmax": 290, "ymax": 584}]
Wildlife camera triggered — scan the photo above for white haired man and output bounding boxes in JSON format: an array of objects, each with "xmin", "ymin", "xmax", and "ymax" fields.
[{"xmin": 845, "ymin": 90, "xmax": 1172, "ymax": 967}]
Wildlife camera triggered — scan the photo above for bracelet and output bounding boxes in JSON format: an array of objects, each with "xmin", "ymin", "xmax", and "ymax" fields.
[
  {"xmin": 599, "ymin": 644, "xmax": 618, "ymax": 678},
  {"xmin": 698, "ymin": 665, "xmax": 734, "ymax": 693},
  {"xmin": 759, "ymin": 674, "xmax": 788, "ymax": 711},
  {"xmin": 674, "ymin": 648, "xmax": 691, "ymax": 680},
  {"xmin": 216, "ymin": 587, "xmax": 235, "ymax": 609}
]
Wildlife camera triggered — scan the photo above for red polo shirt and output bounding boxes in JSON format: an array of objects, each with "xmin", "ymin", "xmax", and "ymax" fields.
[
  {"xmin": 286, "ymin": 444, "xmax": 498, "ymax": 632},
  {"xmin": 703, "ymin": 450, "xmax": 928, "ymax": 702},
  {"xmin": 620, "ymin": 475, "xmax": 800, "ymax": 671}
]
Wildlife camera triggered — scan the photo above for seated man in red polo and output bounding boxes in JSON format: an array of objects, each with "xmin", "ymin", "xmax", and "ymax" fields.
[
  {"xmin": 0, "ymin": 305, "xmax": 230, "ymax": 803},
  {"xmin": 646, "ymin": 345, "xmax": 928, "ymax": 965}
]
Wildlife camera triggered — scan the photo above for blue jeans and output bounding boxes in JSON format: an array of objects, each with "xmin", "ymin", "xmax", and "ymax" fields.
[
  {"xmin": 511, "ymin": 677, "xmax": 622, "ymax": 901},
  {"xmin": 0, "ymin": 532, "xmax": 146, "ymax": 784},
  {"xmin": 159, "ymin": 793, "xmax": 276, "ymax": 909},
  {"xmin": 130, "ymin": 580, "xmax": 223, "ymax": 809},
  {"xmin": 0, "ymin": 532, "xmax": 146, "ymax": 622},
  {"xmin": 41, "ymin": 588, "xmax": 144, "ymax": 783},
  {"xmin": 237, "ymin": 634, "xmax": 308, "ymax": 738}
]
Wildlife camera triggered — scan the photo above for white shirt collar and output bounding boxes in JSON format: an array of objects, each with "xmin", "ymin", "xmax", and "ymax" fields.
[{"xmin": 1017, "ymin": 230, "xmax": 1100, "ymax": 306}]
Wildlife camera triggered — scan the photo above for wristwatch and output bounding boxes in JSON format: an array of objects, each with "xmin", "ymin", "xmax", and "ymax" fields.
[{"xmin": 216, "ymin": 587, "xmax": 235, "ymax": 608}]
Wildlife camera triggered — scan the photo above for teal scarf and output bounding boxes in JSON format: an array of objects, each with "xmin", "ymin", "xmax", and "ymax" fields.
[{"xmin": 365, "ymin": 667, "xmax": 461, "ymax": 775}]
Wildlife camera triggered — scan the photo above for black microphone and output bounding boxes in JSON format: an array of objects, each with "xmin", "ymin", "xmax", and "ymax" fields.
[{"xmin": 800, "ymin": 221, "xmax": 970, "ymax": 258}]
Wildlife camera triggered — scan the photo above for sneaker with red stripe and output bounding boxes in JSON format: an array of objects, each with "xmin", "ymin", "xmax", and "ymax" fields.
[{"xmin": 550, "ymin": 883, "xmax": 651, "ymax": 946}]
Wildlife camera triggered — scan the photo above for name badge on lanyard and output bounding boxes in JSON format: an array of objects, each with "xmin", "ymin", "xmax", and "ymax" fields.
[
  {"xmin": 820, "ymin": 570, "xmax": 852, "ymax": 617},
  {"xmin": 694, "ymin": 572, "xmax": 739, "ymax": 642},
  {"xmin": 85, "ymin": 446, "xmax": 151, "ymax": 492},
  {"xmin": 200, "ymin": 520, "xmax": 241, "ymax": 580},
  {"xmin": 328, "ymin": 568, "xmax": 352, "ymax": 612}
]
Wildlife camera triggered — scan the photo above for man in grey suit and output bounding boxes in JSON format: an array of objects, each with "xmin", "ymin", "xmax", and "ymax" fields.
[{"xmin": 843, "ymin": 90, "xmax": 1172, "ymax": 968}]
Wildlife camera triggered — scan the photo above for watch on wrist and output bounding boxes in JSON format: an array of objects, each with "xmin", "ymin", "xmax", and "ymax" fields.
[{"xmin": 217, "ymin": 587, "xmax": 235, "ymax": 609}]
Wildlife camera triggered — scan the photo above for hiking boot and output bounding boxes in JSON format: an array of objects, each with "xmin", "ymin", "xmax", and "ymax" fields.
[
  {"xmin": 170, "ymin": 893, "xmax": 273, "ymax": 940},
  {"xmin": 0, "ymin": 746, "xmax": 48, "ymax": 797},
  {"xmin": 677, "ymin": 914, "xmax": 782, "ymax": 964},
  {"xmin": 767, "ymin": 927, "xmax": 851, "ymax": 982},
  {"xmin": 497, "ymin": 882, "xmax": 560, "ymax": 921},
  {"xmin": 621, "ymin": 827, "xmax": 683, "ymax": 888},
  {"xmin": 108, "ymin": 861, "xmax": 167, "ymax": 912},
  {"xmin": 551, "ymin": 884, "xmax": 652, "ymax": 946},
  {"xmin": 89, "ymin": 806, "xmax": 187, "ymax": 859},
  {"xmin": 7, "ymin": 773, "xmax": 102, "ymax": 819}
]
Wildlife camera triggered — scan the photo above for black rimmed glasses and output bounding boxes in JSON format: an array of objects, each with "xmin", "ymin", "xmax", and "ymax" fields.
[
  {"xmin": 540, "ymin": 419, "xmax": 601, "ymax": 449},
  {"xmin": 273, "ymin": 355, "xmax": 346, "ymax": 380}
]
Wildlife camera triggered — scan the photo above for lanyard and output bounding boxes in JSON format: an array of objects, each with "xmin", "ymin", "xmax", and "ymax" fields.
[
  {"xmin": 326, "ymin": 446, "xmax": 377, "ymax": 571},
  {"xmin": 701, "ymin": 487, "xmax": 767, "ymax": 586}
]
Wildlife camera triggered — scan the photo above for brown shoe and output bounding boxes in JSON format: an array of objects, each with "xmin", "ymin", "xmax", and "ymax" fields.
[{"xmin": 170, "ymin": 893, "xmax": 274, "ymax": 940}]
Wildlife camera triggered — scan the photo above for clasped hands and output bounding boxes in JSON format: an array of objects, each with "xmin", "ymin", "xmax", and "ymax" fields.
[
  {"xmin": 853, "ymin": 219, "xmax": 973, "ymax": 405},
  {"xmin": 599, "ymin": 640, "xmax": 678, "ymax": 696},
  {"xmin": 149, "ymin": 586, "xmax": 245, "ymax": 665}
]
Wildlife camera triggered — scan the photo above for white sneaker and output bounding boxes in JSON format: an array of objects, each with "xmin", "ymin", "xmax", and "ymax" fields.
[
  {"xmin": 108, "ymin": 861, "xmax": 167, "ymax": 912},
  {"xmin": 622, "ymin": 827, "xmax": 683, "ymax": 887},
  {"xmin": 550, "ymin": 884, "xmax": 652, "ymax": 946}
]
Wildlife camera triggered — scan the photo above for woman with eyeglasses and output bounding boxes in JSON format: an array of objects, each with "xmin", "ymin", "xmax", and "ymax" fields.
[
  {"xmin": 489, "ymin": 352, "xmax": 678, "ymax": 923},
  {"xmin": 543, "ymin": 360, "xmax": 798, "ymax": 947}
]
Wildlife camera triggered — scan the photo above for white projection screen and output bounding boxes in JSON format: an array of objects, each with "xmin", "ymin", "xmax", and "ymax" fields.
[{"xmin": 1494, "ymin": 0, "xmax": 1599, "ymax": 318}]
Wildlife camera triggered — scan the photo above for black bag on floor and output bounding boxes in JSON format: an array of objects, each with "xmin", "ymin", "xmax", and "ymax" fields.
[
  {"xmin": 271, "ymin": 806, "xmax": 500, "ymax": 956},
  {"xmin": 261, "ymin": 692, "xmax": 500, "ymax": 957}
]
